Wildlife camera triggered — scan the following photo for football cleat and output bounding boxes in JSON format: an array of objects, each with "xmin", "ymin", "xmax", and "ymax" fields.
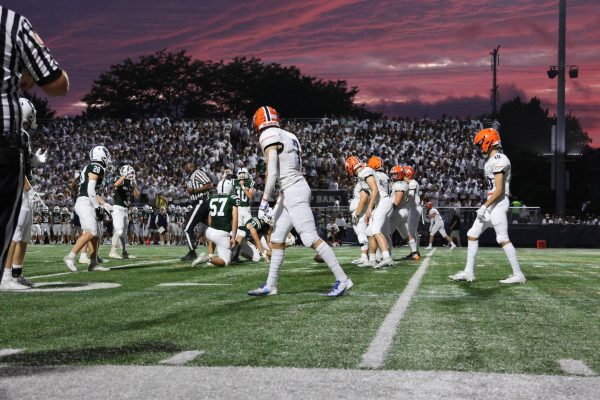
[
  {"xmin": 247, "ymin": 282, "xmax": 278, "ymax": 296},
  {"xmin": 356, "ymin": 259, "xmax": 375, "ymax": 268},
  {"xmin": 450, "ymin": 243, "xmax": 457, "ymax": 250},
  {"xmin": 63, "ymin": 255, "xmax": 77, "ymax": 272},
  {"xmin": 181, "ymin": 250, "xmax": 197, "ymax": 262},
  {"xmin": 425, "ymin": 245, "xmax": 433, "ymax": 250},
  {"xmin": 88, "ymin": 265, "xmax": 110, "ymax": 272},
  {"xmin": 373, "ymin": 258, "xmax": 394, "ymax": 269},
  {"xmin": 79, "ymin": 254, "xmax": 91, "ymax": 264},
  {"xmin": 109, "ymin": 250, "xmax": 122, "ymax": 259},
  {"xmin": 191, "ymin": 253, "xmax": 211, "ymax": 267},
  {"xmin": 16, "ymin": 275, "xmax": 34, "ymax": 288},
  {"xmin": 351, "ymin": 257, "xmax": 368, "ymax": 264},
  {"xmin": 449, "ymin": 271, "xmax": 475, "ymax": 282},
  {"xmin": 499, "ymin": 274, "xmax": 526, "ymax": 284},
  {"xmin": 326, "ymin": 278, "xmax": 354, "ymax": 297},
  {"xmin": 0, "ymin": 277, "xmax": 31, "ymax": 291}
]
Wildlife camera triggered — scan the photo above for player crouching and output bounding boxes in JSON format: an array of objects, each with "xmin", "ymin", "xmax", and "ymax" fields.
[
  {"xmin": 109, "ymin": 164, "xmax": 139, "ymax": 259},
  {"xmin": 192, "ymin": 179, "xmax": 239, "ymax": 267}
]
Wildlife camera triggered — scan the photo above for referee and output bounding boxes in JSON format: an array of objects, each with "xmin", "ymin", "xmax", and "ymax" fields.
[
  {"xmin": 0, "ymin": 6, "xmax": 68, "ymax": 283},
  {"xmin": 181, "ymin": 162, "xmax": 212, "ymax": 261}
]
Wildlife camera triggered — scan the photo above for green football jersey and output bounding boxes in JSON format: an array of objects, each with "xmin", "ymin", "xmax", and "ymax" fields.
[
  {"xmin": 233, "ymin": 177, "xmax": 254, "ymax": 207},
  {"xmin": 242, "ymin": 217, "xmax": 269, "ymax": 238},
  {"xmin": 113, "ymin": 177, "xmax": 134, "ymax": 207},
  {"xmin": 208, "ymin": 194, "xmax": 240, "ymax": 232},
  {"xmin": 78, "ymin": 162, "xmax": 106, "ymax": 198}
]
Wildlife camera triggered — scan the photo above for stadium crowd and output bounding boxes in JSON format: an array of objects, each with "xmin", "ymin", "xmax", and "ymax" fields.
[{"xmin": 30, "ymin": 115, "xmax": 490, "ymax": 208}]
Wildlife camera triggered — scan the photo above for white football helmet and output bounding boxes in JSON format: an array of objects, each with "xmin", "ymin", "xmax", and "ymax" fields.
[
  {"xmin": 216, "ymin": 179, "xmax": 233, "ymax": 195},
  {"xmin": 119, "ymin": 164, "xmax": 135, "ymax": 177},
  {"xmin": 19, "ymin": 98, "xmax": 37, "ymax": 130},
  {"xmin": 90, "ymin": 146, "xmax": 111, "ymax": 167},
  {"xmin": 237, "ymin": 167, "xmax": 249, "ymax": 180},
  {"xmin": 258, "ymin": 208, "xmax": 274, "ymax": 226},
  {"xmin": 285, "ymin": 232, "xmax": 296, "ymax": 247}
]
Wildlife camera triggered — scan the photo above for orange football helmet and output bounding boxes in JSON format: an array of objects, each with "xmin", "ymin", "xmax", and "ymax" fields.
[
  {"xmin": 345, "ymin": 156, "xmax": 361, "ymax": 176},
  {"xmin": 425, "ymin": 201, "xmax": 433, "ymax": 210},
  {"xmin": 403, "ymin": 165, "xmax": 415, "ymax": 180},
  {"xmin": 389, "ymin": 165, "xmax": 404, "ymax": 181},
  {"xmin": 253, "ymin": 106, "xmax": 280, "ymax": 132},
  {"xmin": 474, "ymin": 128, "xmax": 500, "ymax": 153},
  {"xmin": 367, "ymin": 156, "xmax": 384, "ymax": 171}
]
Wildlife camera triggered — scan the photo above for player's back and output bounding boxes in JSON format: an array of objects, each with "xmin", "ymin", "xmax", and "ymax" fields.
[
  {"xmin": 406, "ymin": 179, "xmax": 420, "ymax": 207},
  {"xmin": 259, "ymin": 127, "xmax": 304, "ymax": 190},
  {"xmin": 391, "ymin": 180, "xmax": 408, "ymax": 207}
]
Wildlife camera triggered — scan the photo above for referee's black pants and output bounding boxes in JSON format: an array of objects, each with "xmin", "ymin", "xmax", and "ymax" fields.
[
  {"xmin": 0, "ymin": 146, "xmax": 24, "ymax": 284},
  {"xmin": 183, "ymin": 200, "xmax": 209, "ymax": 251}
]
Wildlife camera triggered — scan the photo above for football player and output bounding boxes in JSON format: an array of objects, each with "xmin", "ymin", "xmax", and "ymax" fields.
[
  {"xmin": 1, "ymin": 98, "xmax": 47, "ymax": 290},
  {"xmin": 192, "ymin": 179, "xmax": 239, "ymax": 266},
  {"xmin": 347, "ymin": 171, "xmax": 370, "ymax": 265},
  {"xmin": 388, "ymin": 165, "xmax": 412, "ymax": 246},
  {"xmin": 345, "ymin": 156, "xmax": 393, "ymax": 269},
  {"xmin": 233, "ymin": 167, "xmax": 255, "ymax": 226},
  {"xmin": 31, "ymin": 206, "xmax": 42, "ymax": 244},
  {"xmin": 424, "ymin": 202, "xmax": 456, "ymax": 250},
  {"xmin": 449, "ymin": 128, "xmax": 525, "ymax": 284},
  {"xmin": 248, "ymin": 106, "xmax": 352, "ymax": 297},
  {"xmin": 40, "ymin": 206, "xmax": 51, "ymax": 244},
  {"xmin": 61, "ymin": 207, "xmax": 72, "ymax": 245},
  {"xmin": 63, "ymin": 146, "xmax": 113, "ymax": 272},
  {"xmin": 109, "ymin": 164, "xmax": 139, "ymax": 258},
  {"xmin": 403, "ymin": 165, "xmax": 422, "ymax": 260}
]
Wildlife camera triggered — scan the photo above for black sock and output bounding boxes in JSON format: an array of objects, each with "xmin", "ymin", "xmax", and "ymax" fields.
[{"xmin": 12, "ymin": 268, "xmax": 23, "ymax": 278}]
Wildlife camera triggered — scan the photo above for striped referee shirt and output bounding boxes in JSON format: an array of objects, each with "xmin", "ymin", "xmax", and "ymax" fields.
[
  {"xmin": 1, "ymin": 7, "xmax": 62, "ymax": 134},
  {"xmin": 187, "ymin": 169, "xmax": 211, "ymax": 202}
]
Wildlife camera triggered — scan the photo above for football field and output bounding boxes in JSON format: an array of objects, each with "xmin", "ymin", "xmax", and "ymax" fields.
[{"xmin": 1, "ymin": 244, "xmax": 598, "ymax": 399}]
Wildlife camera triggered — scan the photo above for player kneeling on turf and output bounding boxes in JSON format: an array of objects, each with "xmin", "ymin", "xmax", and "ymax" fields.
[{"xmin": 192, "ymin": 179, "xmax": 239, "ymax": 267}]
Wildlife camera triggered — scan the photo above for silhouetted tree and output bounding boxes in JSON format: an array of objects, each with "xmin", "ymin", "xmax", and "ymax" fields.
[{"xmin": 22, "ymin": 91, "xmax": 57, "ymax": 120}]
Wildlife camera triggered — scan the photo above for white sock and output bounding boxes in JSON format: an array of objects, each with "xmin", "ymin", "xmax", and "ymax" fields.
[
  {"xmin": 266, "ymin": 249, "xmax": 285, "ymax": 288},
  {"xmin": 376, "ymin": 248, "xmax": 382, "ymax": 259},
  {"xmin": 465, "ymin": 240, "xmax": 479, "ymax": 275},
  {"xmin": 409, "ymin": 239, "xmax": 417, "ymax": 253},
  {"xmin": 369, "ymin": 253, "xmax": 377, "ymax": 262},
  {"xmin": 360, "ymin": 253, "xmax": 368, "ymax": 260},
  {"xmin": 111, "ymin": 233, "xmax": 120, "ymax": 249},
  {"xmin": 382, "ymin": 250, "xmax": 391, "ymax": 260},
  {"xmin": 68, "ymin": 251, "xmax": 76, "ymax": 259},
  {"xmin": 315, "ymin": 242, "xmax": 347, "ymax": 282},
  {"xmin": 2, "ymin": 268, "xmax": 11, "ymax": 280},
  {"xmin": 502, "ymin": 243, "xmax": 523, "ymax": 276}
]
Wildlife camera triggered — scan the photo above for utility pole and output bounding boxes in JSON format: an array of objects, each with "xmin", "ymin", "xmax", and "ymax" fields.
[
  {"xmin": 556, "ymin": 0, "xmax": 566, "ymax": 216},
  {"xmin": 490, "ymin": 45, "xmax": 500, "ymax": 115}
]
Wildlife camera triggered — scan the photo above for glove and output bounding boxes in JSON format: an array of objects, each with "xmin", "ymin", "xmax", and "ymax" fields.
[
  {"xmin": 95, "ymin": 207, "xmax": 105, "ymax": 221},
  {"xmin": 258, "ymin": 199, "xmax": 270, "ymax": 220},
  {"xmin": 35, "ymin": 148, "xmax": 48, "ymax": 163},
  {"xmin": 476, "ymin": 205, "xmax": 488, "ymax": 221},
  {"xmin": 351, "ymin": 212, "xmax": 359, "ymax": 226},
  {"xmin": 103, "ymin": 203, "xmax": 113, "ymax": 212}
]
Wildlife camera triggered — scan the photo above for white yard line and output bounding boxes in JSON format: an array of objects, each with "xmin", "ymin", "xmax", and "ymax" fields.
[
  {"xmin": 559, "ymin": 359, "xmax": 596, "ymax": 376},
  {"xmin": 28, "ymin": 259, "xmax": 180, "ymax": 280},
  {"xmin": 159, "ymin": 351, "xmax": 205, "ymax": 365},
  {"xmin": 157, "ymin": 283, "xmax": 233, "ymax": 287},
  {"xmin": 0, "ymin": 349, "xmax": 24, "ymax": 358},
  {"xmin": 359, "ymin": 249, "xmax": 436, "ymax": 369}
]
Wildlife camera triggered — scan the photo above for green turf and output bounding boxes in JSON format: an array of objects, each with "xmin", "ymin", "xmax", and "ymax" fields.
[{"xmin": 0, "ymin": 244, "xmax": 598, "ymax": 375}]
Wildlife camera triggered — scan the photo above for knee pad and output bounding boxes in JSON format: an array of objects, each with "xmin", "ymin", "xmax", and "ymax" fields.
[
  {"xmin": 466, "ymin": 226, "xmax": 480, "ymax": 239},
  {"xmin": 496, "ymin": 233, "xmax": 509, "ymax": 244},
  {"xmin": 357, "ymin": 233, "xmax": 368, "ymax": 245},
  {"xmin": 366, "ymin": 225, "xmax": 381, "ymax": 237},
  {"xmin": 299, "ymin": 231, "xmax": 319, "ymax": 248}
]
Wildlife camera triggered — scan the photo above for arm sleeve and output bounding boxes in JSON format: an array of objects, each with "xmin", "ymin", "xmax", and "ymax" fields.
[
  {"xmin": 87, "ymin": 179, "xmax": 100, "ymax": 208},
  {"xmin": 18, "ymin": 17, "xmax": 62, "ymax": 85},
  {"xmin": 262, "ymin": 149, "xmax": 278, "ymax": 201}
]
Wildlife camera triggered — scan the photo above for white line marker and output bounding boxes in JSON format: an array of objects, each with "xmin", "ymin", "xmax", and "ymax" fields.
[
  {"xmin": 159, "ymin": 351, "xmax": 205, "ymax": 365},
  {"xmin": 157, "ymin": 283, "xmax": 233, "ymax": 287},
  {"xmin": 28, "ymin": 259, "xmax": 180, "ymax": 280},
  {"xmin": 0, "ymin": 349, "xmax": 24, "ymax": 358},
  {"xmin": 559, "ymin": 359, "xmax": 596, "ymax": 376},
  {"xmin": 359, "ymin": 249, "xmax": 436, "ymax": 369},
  {"xmin": 12, "ymin": 282, "xmax": 122, "ymax": 293}
]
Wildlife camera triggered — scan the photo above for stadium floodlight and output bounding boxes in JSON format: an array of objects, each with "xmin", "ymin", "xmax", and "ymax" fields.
[
  {"xmin": 547, "ymin": 67, "xmax": 558, "ymax": 79},
  {"xmin": 568, "ymin": 66, "xmax": 579, "ymax": 79}
]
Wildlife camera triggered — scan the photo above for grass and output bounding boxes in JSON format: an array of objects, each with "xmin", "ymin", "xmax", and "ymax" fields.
[{"xmin": 0, "ymin": 244, "xmax": 598, "ymax": 375}]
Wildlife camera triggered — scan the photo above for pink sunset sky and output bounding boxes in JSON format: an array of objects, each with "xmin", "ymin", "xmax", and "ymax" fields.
[{"xmin": 7, "ymin": 0, "xmax": 600, "ymax": 145}]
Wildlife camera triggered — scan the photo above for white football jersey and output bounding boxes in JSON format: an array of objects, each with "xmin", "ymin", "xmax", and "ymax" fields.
[
  {"xmin": 405, "ymin": 179, "xmax": 420, "ymax": 207},
  {"xmin": 259, "ymin": 127, "xmax": 304, "ymax": 191},
  {"xmin": 429, "ymin": 208, "xmax": 443, "ymax": 223},
  {"xmin": 373, "ymin": 171, "xmax": 390, "ymax": 198},
  {"xmin": 391, "ymin": 180, "xmax": 408, "ymax": 206},
  {"xmin": 349, "ymin": 181, "xmax": 368, "ymax": 213},
  {"xmin": 484, "ymin": 152, "xmax": 511, "ymax": 197}
]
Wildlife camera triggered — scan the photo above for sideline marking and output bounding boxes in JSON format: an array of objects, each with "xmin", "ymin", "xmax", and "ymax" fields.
[
  {"xmin": 559, "ymin": 359, "xmax": 596, "ymax": 376},
  {"xmin": 28, "ymin": 259, "xmax": 180, "ymax": 280},
  {"xmin": 359, "ymin": 249, "xmax": 436, "ymax": 369},
  {"xmin": 159, "ymin": 351, "xmax": 205, "ymax": 365},
  {"xmin": 12, "ymin": 282, "xmax": 122, "ymax": 293},
  {"xmin": 157, "ymin": 283, "xmax": 233, "ymax": 287},
  {"xmin": 0, "ymin": 349, "xmax": 24, "ymax": 358}
]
